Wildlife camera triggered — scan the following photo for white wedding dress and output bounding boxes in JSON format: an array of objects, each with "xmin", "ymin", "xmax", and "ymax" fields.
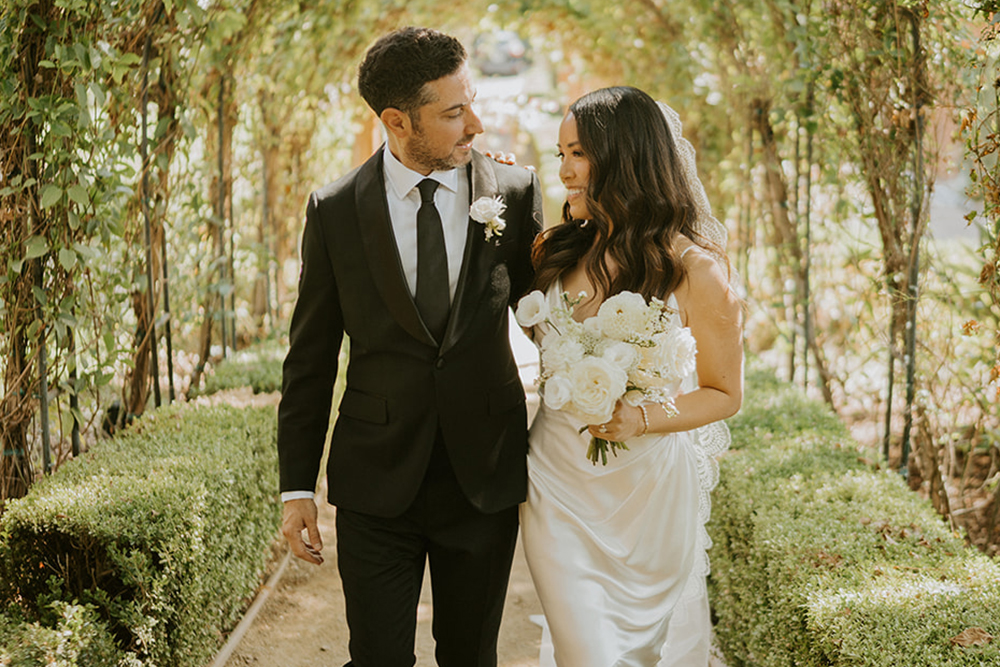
[{"xmin": 521, "ymin": 286, "xmax": 731, "ymax": 667}]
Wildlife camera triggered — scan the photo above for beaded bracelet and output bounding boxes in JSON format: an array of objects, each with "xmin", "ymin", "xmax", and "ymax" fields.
[
  {"xmin": 660, "ymin": 397, "xmax": 679, "ymax": 419},
  {"xmin": 639, "ymin": 404, "xmax": 650, "ymax": 435}
]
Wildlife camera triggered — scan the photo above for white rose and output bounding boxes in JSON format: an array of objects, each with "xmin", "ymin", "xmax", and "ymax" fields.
[
  {"xmin": 656, "ymin": 327, "xmax": 697, "ymax": 381},
  {"xmin": 566, "ymin": 356, "xmax": 628, "ymax": 424},
  {"xmin": 601, "ymin": 340, "xmax": 638, "ymax": 373},
  {"xmin": 594, "ymin": 291, "xmax": 651, "ymax": 340},
  {"xmin": 470, "ymin": 195, "xmax": 506, "ymax": 223},
  {"xmin": 541, "ymin": 374, "xmax": 573, "ymax": 410},
  {"xmin": 515, "ymin": 290, "xmax": 549, "ymax": 327},
  {"xmin": 540, "ymin": 333, "xmax": 585, "ymax": 375},
  {"xmin": 637, "ymin": 328, "xmax": 697, "ymax": 386}
]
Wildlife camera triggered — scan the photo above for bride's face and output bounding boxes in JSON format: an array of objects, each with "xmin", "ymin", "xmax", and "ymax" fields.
[{"xmin": 557, "ymin": 112, "xmax": 591, "ymax": 220}]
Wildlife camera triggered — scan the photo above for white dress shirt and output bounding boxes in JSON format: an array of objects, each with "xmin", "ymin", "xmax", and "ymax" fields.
[
  {"xmin": 282, "ymin": 146, "xmax": 471, "ymax": 503},
  {"xmin": 382, "ymin": 144, "xmax": 470, "ymax": 301}
]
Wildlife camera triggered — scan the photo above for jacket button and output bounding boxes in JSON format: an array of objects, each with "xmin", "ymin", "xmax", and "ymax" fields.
[{"xmin": 435, "ymin": 357, "xmax": 445, "ymax": 370}]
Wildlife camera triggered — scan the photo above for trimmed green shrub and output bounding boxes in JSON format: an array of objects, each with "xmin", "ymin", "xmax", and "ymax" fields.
[
  {"xmin": 0, "ymin": 602, "xmax": 123, "ymax": 666},
  {"xmin": 709, "ymin": 365, "xmax": 1000, "ymax": 666},
  {"xmin": 190, "ymin": 339, "xmax": 286, "ymax": 398},
  {"xmin": 0, "ymin": 404, "xmax": 280, "ymax": 666}
]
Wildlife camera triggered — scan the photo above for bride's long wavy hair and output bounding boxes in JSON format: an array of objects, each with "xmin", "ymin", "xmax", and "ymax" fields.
[{"xmin": 531, "ymin": 86, "xmax": 708, "ymax": 302}]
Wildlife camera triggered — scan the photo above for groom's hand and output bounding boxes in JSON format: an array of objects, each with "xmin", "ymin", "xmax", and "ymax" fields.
[{"xmin": 282, "ymin": 497, "xmax": 324, "ymax": 565}]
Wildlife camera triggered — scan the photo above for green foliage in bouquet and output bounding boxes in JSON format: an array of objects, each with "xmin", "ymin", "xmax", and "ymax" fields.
[
  {"xmin": 0, "ymin": 404, "xmax": 280, "ymax": 666},
  {"xmin": 709, "ymin": 365, "xmax": 1000, "ymax": 666}
]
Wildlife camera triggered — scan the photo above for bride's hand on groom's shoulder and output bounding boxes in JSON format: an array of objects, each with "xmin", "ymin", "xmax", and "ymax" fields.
[{"xmin": 485, "ymin": 151, "xmax": 536, "ymax": 172}]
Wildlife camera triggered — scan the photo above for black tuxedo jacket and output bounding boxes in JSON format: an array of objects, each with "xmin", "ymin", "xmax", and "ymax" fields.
[{"xmin": 277, "ymin": 149, "xmax": 543, "ymax": 517}]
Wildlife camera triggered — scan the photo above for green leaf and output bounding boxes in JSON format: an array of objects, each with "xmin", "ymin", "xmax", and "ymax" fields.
[
  {"xmin": 24, "ymin": 235, "xmax": 49, "ymax": 259},
  {"xmin": 31, "ymin": 286, "xmax": 47, "ymax": 306},
  {"xmin": 59, "ymin": 248, "xmax": 77, "ymax": 271},
  {"xmin": 90, "ymin": 82, "xmax": 106, "ymax": 109},
  {"xmin": 67, "ymin": 184, "xmax": 89, "ymax": 207},
  {"xmin": 40, "ymin": 184, "xmax": 62, "ymax": 209},
  {"xmin": 75, "ymin": 83, "xmax": 90, "ymax": 128},
  {"xmin": 73, "ymin": 242, "xmax": 97, "ymax": 262},
  {"xmin": 50, "ymin": 120, "xmax": 72, "ymax": 138}
]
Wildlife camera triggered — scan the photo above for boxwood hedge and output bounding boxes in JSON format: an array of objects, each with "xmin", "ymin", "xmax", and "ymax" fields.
[
  {"xmin": 0, "ymin": 403, "xmax": 280, "ymax": 666},
  {"xmin": 188, "ymin": 339, "xmax": 286, "ymax": 398},
  {"xmin": 710, "ymin": 366, "xmax": 1000, "ymax": 666}
]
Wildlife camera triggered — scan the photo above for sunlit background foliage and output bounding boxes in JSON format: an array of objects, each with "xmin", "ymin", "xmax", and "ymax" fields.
[{"xmin": 1, "ymin": 0, "xmax": 999, "ymax": 553}]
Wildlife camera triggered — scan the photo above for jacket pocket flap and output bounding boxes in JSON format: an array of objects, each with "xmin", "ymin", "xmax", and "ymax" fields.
[{"xmin": 338, "ymin": 389, "xmax": 388, "ymax": 424}]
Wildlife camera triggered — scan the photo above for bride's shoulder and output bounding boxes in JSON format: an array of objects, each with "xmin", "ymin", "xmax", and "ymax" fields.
[{"xmin": 674, "ymin": 242, "xmax": 734, "ymax": 304}]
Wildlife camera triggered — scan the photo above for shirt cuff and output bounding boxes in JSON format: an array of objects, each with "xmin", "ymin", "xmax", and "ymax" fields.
[{"xmin": 281, "ymin": 490, "xmax": 315, "ymax": 502}]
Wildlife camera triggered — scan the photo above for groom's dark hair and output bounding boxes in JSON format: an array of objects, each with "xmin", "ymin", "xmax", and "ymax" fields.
[{"xmin": 358, "ymin": 27, "xmax": 467, "ymax": 117}]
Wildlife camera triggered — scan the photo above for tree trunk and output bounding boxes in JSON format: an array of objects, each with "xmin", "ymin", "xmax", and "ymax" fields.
[
  {"xmin": 190, "ymin": 71, "xmax": 236, "ymax": 391},
  {"xmin": 914, "ymin": 404, "xmax": 953, "ymax": 528},
  {"xmin": 1, "ymin": 7, "xmax": 47, "ymax": 503},
  {"xmin": 1, "ymin": 325, "xmax": 34, "ymax": 505},
  {"xmin": 750, "ymin": 98, "xmax": 799, "ymax": 263}
]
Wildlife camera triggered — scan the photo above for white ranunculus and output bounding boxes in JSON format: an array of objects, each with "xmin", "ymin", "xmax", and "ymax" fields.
[
  {"xmin": 594, "ymin": 291, "xmax": 651, "ymax": 340},
  {"xmin": 541, "ymin": 333, "xmax": 586, "ymax": 375},
  {"xmin": 515, "ymin": 290, "xmax": 549, "ymax": 327},
  {"xmin": 541, "ymin": 374, "xmax": 573, "ymax": 410},
  {"xmin": 566, "ymin": 356, "xmax": 628, "ymax": 424},
  {"xmin": 601, "ymin": 340, "xmax": 639, "ymax": 373}
]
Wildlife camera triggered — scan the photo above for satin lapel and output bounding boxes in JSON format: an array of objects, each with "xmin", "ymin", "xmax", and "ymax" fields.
[
  {"xmin": 441, "ymin": 151, "xmax": 499, "ymax": 354},
  {"xmin": 356, "ymin": 151, "xmax": 437, "ymax": 347}
]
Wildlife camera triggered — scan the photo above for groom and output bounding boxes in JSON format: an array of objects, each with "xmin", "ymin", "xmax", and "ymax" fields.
[{"xmin": 277, "ymin": 26, "xmax": 542, "ymax": 667}]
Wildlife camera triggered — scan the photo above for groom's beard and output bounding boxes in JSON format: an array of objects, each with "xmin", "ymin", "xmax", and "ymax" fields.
[{"xmin": 406, "ymin": 126, "xmax": 476, "ymax": 172}]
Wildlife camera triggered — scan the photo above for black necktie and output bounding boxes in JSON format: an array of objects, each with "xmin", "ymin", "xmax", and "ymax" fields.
[{"xmin": 415, "ymin": 178, "xmax": 449, "ymax": 341}]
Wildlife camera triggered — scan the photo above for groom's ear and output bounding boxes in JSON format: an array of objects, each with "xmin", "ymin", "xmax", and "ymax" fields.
[{"xmin": 380, "ymin": 108, "xmax": 411, "ymax": 139}]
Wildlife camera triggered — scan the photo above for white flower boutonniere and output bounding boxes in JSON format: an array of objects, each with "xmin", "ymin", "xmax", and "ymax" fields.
[{"xmin": 470, "ymin": 195, "xmax": 507, "ymax": 241}]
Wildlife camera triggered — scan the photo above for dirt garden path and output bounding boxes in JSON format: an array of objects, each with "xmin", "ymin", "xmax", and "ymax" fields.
[
  {"xmin": 215, "ymin": 324, "xmax": 728, "ymax": 666},
  {"xmin": 220, "ymin": 484, "xmax": 546, "ymax": 667}
]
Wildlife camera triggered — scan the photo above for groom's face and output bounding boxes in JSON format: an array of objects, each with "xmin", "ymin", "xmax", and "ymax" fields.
[{"xmin": 403, "ymin": 64, "xmax": 484, "ymax": 174}]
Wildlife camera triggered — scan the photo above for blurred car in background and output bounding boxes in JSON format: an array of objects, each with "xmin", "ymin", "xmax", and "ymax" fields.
[{"xmin": 472, "ymin": 31, "xmax": 531, "ymax": 77}]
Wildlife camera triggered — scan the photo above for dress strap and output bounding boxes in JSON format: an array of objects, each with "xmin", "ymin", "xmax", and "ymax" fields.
[{"xmin": 679, "ymin": 244, "xmax": 697, "ymax": 259}]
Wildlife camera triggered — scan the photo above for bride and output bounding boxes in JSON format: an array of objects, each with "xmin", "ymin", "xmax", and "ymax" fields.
[{"xmin": 519, "ymin": 86, "xmax": 744, "ymax": 666}]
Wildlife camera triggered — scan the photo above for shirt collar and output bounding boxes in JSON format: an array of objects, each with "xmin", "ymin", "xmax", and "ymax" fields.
[{"xmin": 383, "ymin": 144, "xmax": 461, "ymax": 200}]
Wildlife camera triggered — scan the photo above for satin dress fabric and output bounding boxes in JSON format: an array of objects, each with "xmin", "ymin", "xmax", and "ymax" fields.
[{"xmin": 521, "ymin": 287, "xmax": 730, "ymax": 667}]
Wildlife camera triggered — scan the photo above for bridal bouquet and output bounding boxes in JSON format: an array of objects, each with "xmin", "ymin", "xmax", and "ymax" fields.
[{"xmin": 515, "ymin": 289, "xmax": 697, "ymax": 465}]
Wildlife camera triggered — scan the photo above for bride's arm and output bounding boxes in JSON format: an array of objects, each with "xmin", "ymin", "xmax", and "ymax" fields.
[
  {"xmin": 586, "ymin": 248, "xmax": 743, "ymax": 440},
  {"xmin": 664, "ymin": 248, "xmax": 743, "ymax": 430}
]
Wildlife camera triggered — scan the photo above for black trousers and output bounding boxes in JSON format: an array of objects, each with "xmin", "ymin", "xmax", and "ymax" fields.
[{"xmin": 336, "ymin": 440, "xmax": 519, "ymax": 667}]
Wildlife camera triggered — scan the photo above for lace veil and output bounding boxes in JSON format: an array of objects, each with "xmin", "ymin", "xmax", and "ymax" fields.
[{"xmin": 656, "ymin": 101, "xmax": 729, "ymax": 268}]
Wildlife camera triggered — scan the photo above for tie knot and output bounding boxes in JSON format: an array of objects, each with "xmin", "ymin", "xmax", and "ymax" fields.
[{"xmin": 417, "ymin": 178, "xmax": 439, "ymax": 204}]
